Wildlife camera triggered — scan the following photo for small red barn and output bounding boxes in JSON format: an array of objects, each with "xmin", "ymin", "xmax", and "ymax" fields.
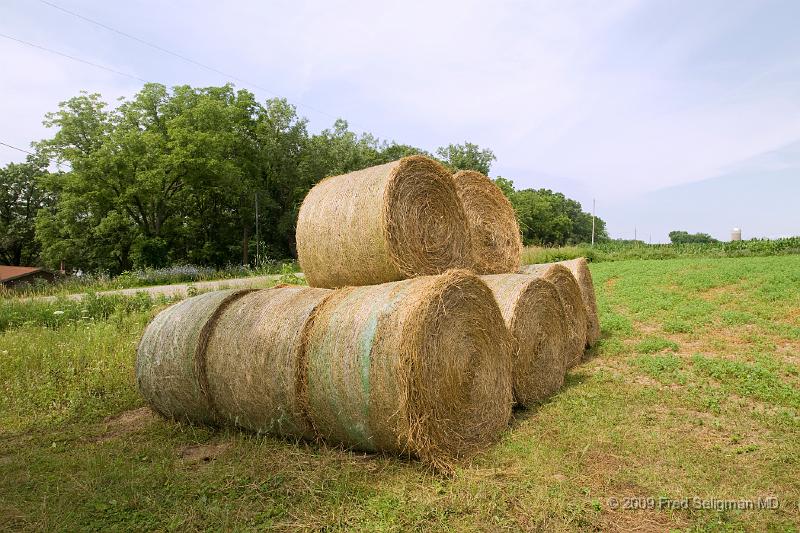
[{"xmin": 0, "ymin": 266, "xmax": 56, "ymax": 288}]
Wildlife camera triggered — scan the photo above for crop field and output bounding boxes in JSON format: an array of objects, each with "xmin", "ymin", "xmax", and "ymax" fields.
[
  {"xmin": 521, "ymin": 236, "xmax": 800, "ymax": 265},
  {"xmin": 1, "ymin": 255, "xmax": 798, "ymax": 531}
]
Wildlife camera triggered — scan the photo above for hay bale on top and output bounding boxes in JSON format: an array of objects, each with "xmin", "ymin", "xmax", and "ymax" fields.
[
  {"xmin": 521, "ymin": 264, "xmax": 588, "ymax": 368},
  {"xmin": 303, "ymin": 270, "xmax": 513, "ymax": 468},
  {"xmin": 136, "ymin": 289, "xmax": 252, "ymax": 424},
  {"xmin": 296, "ymin": 156, "xmax": 471, "ymax": 288},
  {"xmin": 203, "ymin": 286, "xmax": 332, "ymax": 438},
  {"xmin": 453, "ymin": 170, "xmax": 522, "ymax": 274},
  {"xmin": 557, "ymin": 258, "xmax": 600, "ymax": 348},
  {"xmin": 481, "ymin": 274, "xmax": 567, "ymax": 405}
]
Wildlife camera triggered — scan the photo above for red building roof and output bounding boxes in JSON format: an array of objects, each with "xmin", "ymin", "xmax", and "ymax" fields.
[{"xmin": 0, "ymin": 266, "xmax": 45, "ymax": 283}]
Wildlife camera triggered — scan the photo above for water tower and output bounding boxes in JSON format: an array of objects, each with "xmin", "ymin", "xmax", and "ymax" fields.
[{"xmin": 731, "ymin": 228, "xmax": 742, "ymax": 241}]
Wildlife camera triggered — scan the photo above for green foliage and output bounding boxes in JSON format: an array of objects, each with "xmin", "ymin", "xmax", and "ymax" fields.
[
  {"xmin": 0, "ymin": 314, "xmax": 149, "ymax": 430},
  {"xmin": 0, "ymin": 292, "xmax": 170, "ymax": 332},
  {"xmin": 0, "ymin": 154, "xmax": 53, "ymax": 265},
  {"xmin": 599, "ymin": 312, "xmax": 633, "ymax": 336},
  {"xmin": 632, "ymin": 354, "xmax": 687, "ymax": 384},
  {"xmin": 435, "ymin": 142, "xmax": 496, "ymax": 174},
  {"xmin": 522, "ymin": 236, "xmax": 800, "ymax": 264},
  {"xmin": 635, "ymin": 336, "xmax": 679, "ymax": 354},
  {"xmin": 496, "ymin": 177, "xmax": 608, "ymax": 246},
  {"xmin": 691, "ymin": 355, "xmax": 800, "ymax": 408},
  {"xmin": 276, "ymin": 262, "xmax": 306, "ymax": 286},
  {"xmin": 669, "ymin": 230, "xmax": 719, "ymax": 244}
]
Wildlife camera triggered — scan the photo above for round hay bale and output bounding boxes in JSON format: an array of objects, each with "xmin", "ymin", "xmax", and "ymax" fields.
[
  {"xmin": 481, "ymin": 274, "xmax": 567, "ymax": 405},
  {"xmin": 521, "ymin": 264, "xmax": 588, "ymax": 368},
  {"xmin": 203, "ymin": 286, "xmax": 332, "ymax": 438},
  {"xmin": 136, "ymin": 289, "xmax": 253, "ymax": 424},
  {"xmin": 303, "ymin": 270, "xmax": 513, "ymax": 468},
  {"xmin": 453, "ymin": 170, "xmax": 522, "ymax": 274},
  {"xmin": 296, "ymin": 156, "xmax": 471, "ymax": 288},
  {"xmin": 557, "ymin": 258, "xmax": 600, "ymax": 348}
]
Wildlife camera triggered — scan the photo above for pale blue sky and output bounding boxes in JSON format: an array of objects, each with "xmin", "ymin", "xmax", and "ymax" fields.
[{"xmin": 2, "ymin": 0, "xmax": 798, "ymax": 241}]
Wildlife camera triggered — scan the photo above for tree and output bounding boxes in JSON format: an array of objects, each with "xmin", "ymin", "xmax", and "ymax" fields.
[
  {"xmin": 36, "ymin": 84, "xmax": 264, "ymax": 270},
  {"xmin": 436, "ymin": 142, "xmax": 496, "ymax": 175},
  {"xmin": 668, "ymin": 230, "xmax": 718, "ymax": 244},
  {"xmin": 495, "ymin": 177, "xmax": 608, "ymax": 246},
  {"xmin": 0, "ymin": 155, "xmax": 52, "ymax": 265}
]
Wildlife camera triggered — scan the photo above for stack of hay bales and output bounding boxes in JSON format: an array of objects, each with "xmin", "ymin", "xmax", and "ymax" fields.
[{"xmin": 137, "ymin": 155, "xmax": 600, "ymax": 468}]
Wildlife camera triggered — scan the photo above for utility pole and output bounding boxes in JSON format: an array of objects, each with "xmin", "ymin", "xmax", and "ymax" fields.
[
  {"xmin": 591, "ymin": 198, "xmax": 596, "ymax": 247},
  {"xmin": 634, "ymin": 226, "xmax": 637, "ymax": 245},
  {"xmin": 255, "ymin": 192, "xmax": 260, "ymax": 267}
]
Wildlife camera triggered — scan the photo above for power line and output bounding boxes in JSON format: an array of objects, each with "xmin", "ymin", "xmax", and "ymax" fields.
[
  {"xmin": 0, "ymin": 32, "xmax": 148, "ymax": 83},
  {"xmin": 0, "ymin": 141, "xmax": 34, "ymax": 155},
  {"xmin": 36, "ymin": 0, "xmax": 347, "ymax": 126},
  {"xmin": 0, "ymin": 141, "xmax": 73, "ymax": 170}
]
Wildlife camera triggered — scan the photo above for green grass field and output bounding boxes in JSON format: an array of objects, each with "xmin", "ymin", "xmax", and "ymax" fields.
[{"xmin": 1, "ymin": 256, "xmax": 798, "ymax": 531}]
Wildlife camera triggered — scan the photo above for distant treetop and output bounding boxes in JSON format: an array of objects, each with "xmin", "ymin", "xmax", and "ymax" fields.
[{"xmin": 668, "ymin": 230, "xmax": 719, "ymax": 244}]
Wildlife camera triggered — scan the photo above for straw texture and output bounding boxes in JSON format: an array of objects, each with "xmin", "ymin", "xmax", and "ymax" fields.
[
  {"xmin": 303, "ymin": 270, "xmax": 513, "ymax": 468},
  {"xmin": 296, "ymin": 156, "xmax": 471, "ymax": 288},
  {"xmin": 557, "ymin": 258, "xmax": 600, "ymax": 348},
  {"xmin": 521, "ymin": 264, "xmax": 588, "ymax": 368},
  {"xmin": 135, "ymin": 289, "xmax": 252, "ymax": 424},
  {"xmin": 453, "ymin": 170, "xmax": 522, "ymax": 274},
  {"xmin": 481, "ymin": 274, "xmax": 567, "ymax": 405},
  {"xmin": 204, "ymin": 287, "xmax": 332, "ymax": 438}
]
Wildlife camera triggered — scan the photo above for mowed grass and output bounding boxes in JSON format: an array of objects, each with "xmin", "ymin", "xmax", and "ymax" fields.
[{"xmin": 1, "ymin": 256, "xmax": 799, "ymax": 531}]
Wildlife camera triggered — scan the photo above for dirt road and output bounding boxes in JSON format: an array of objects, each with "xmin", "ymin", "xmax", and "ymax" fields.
[{"xmin": 27, "ymin": 274, "xmax": 302, "ymax": 302}]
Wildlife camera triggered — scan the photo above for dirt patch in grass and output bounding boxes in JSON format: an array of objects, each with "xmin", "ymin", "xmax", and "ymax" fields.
[
  {"xmin": 776, "ymin": 341, "xmax": 800, "ymax": 366},
  {"xmin": 580, "ymin": 449, "xmax": 623, "ymax": 489},
  {"xmin": 179, "ymin": 442, "xmax": 231, "ymax": 464},
  {"xmin": 784, "ymin": 306, "xmax": 800, "ymax": 326},
  {"xmin": 600, "ymin": 507, "xmax": 685, "ymax": 532},
  {"xmin": 698, "ymin": 284, "xmax": 737, "ymax": 301},
  {"xmin": 89, "ymin": 407, "xmax": 157, "ymax": 443}
]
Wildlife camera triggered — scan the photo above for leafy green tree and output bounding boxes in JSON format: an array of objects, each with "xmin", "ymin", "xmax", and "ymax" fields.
[
  {"xmin": 668, "ymin": 230, "xmax": 718, "ymax": 244},
  {"xmin": 37, "ymin": 84, "xmax": 267, "ymax": 270},
  {"xmin": 376, "ymin": 142, "xmax": 429, "ymax": 162},
  {"xmin": 0, "ymin": 155, "xmax": 52, "ymax": 265},
  {"xmin": 495, "ymin": 177, "xmax": 607, "ymax": 246},
  {"xmin": 493, "ymin": 177, "xmax": 516, "ymax": 197},
  {"xmin": 436, "ymin": 142, "xmax": 496, "ymax": 175}
]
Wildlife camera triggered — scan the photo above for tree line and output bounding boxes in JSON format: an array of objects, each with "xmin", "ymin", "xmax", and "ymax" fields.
[
  {"xmin": 0, "ymin": 83, "xmax": 607, "ymax": 272},
  {"xmin": 668, "ymin": 230, "xmax": 718, "ymax": 244}
]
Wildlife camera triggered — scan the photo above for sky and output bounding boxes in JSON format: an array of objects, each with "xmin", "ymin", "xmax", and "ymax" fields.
[{"xmin": 1, "ymin": 0, "xmax": 799, "ymax": 241}]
